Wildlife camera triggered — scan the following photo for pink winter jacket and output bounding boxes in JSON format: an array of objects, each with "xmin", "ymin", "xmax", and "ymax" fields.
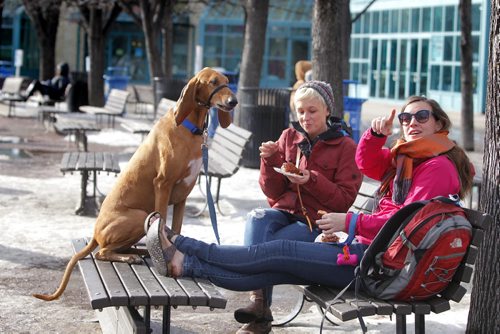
[
  {"xmin": 348, "ymin": 128, "xmax": 461, "ymax": 245},
  {"xmin": 260, "ymin": 127, "xmax": 362, "ymax": 222}
]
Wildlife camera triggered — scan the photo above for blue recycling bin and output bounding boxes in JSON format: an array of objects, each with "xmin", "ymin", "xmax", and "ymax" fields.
[
  {"xmin": 104, "ymin": 67, "xmax": 130, "ymax": 97},
  {"xmin": 342, "ymin": 80, "xmax": 367, "ymax": 142}
]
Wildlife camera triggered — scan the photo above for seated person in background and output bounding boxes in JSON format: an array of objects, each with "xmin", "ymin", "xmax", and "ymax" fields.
[
  {"xmin": 25, "ymin": 62, "xmax": 70, "ymax": 101},
  {"xmin": 289, "ymin": 60, "xmax": 312, "ymax": 123},
  {"xmin": 234, "ymin": 80, "xmax": 362, "ymax": 333},
  {"xmin": 145, "ymin": 95, "xmax": 474, "ymax": 334}
]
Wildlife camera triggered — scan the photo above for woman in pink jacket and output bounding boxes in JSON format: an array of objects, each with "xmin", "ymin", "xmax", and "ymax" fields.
[{"xmin": 145, "ymin": 95, "xmax": 474, "ymax": 334}]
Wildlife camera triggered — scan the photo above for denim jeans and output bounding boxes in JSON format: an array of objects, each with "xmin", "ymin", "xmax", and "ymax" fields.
[
  {"xmin": 174, "ymin": 235, "xmax": 368, "ymax": 292},
  {"xmin": 244, "ymin": 208, "xmax": 320, "ymax": 304}
]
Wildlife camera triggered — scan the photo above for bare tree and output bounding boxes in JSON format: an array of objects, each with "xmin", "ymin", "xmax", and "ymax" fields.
[
  {"xmin": 21, "ymin": 0, "xmax": 62, "ymax": 80},
  {"xmin": 466, "ymin": 1, "xmax": 500, "ymax": 331},
  {"xmin": 311, "ymin": 0, "xmax": 345, "ymax": 118},
  {"xmin": 70, "ymin": 0, "xmax": 121, "ymax": 106},
  {"xmin": 238, "ymin": 0, "xmax": 269, "ymax": 88},
  {"xmin": 459, "ymin": 0, "xmax": 474, "ymax": 151}
]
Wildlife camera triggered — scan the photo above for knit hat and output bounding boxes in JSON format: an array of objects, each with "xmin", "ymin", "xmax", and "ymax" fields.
[{"xmin": 297, "ymin": 80, "xmax": 335, "ymax": 115}]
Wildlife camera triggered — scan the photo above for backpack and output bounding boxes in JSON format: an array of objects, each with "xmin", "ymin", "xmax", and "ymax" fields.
[{"xmin": 358, "ymin": 196, "xmax": 472, "ymax": 301}]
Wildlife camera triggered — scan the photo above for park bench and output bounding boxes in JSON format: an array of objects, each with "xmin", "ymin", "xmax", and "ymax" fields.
[
  {"xmin": 193, "ymin": 123, "xmax": 252, "ymax": 215},
  {"xmin": 54, "ymin": 114, "xmax": 101, "ymax": 152},
  {"xmin": 272, "ymin": 180, "xmax": 491, "ymax": 334},
  {"xmin": 60, "ymin": 151, "xmax": 120, "ymax": 216},
  {"xmin": 0, "ymin": 76, "xmax": 29, "ymax": 117},
  {"xmin": 80, "ymin": 89, "xmax": 130, "ymax": 127},
  {"xmin": 72, "ymin": 237, "xmax": 227, "ymax": 334}
]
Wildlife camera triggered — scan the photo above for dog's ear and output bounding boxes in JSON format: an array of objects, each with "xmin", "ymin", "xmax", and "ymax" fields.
[
  {"xmin": 174, "ymin": 76, "xmax": 198, "ymax": 126},
  {"xmin": 217, "ymin": 109, "xmax": 232, "ymax": 128}
]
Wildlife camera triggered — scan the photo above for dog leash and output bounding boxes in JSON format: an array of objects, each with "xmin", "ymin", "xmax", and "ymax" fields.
[{"xmin": 201, "ymin": 130, "xmax": 221, "ymax": 244}]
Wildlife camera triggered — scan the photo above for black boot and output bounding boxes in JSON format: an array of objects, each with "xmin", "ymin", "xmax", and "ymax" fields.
[{"xmin": 234, "ymin": 290, "xmax": 273, "ymax": 324}]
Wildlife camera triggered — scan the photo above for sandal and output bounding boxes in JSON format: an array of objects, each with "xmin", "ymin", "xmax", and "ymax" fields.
[
  {"xmin": 145, "ymin": 215, "xmax": 176, "ymax": 277},
  {"xmin": 144, "ymin": 211, "xmax": 175, "ymax": 241}
]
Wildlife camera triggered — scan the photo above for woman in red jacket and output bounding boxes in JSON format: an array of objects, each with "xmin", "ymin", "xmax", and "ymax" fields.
[
  {"xmin": 236, "ymin": 80, "xmax": 362, "ymax": 332},
  {"xmin": 145, "ymin": 96, "xmax": 474, "ymax": 334}
]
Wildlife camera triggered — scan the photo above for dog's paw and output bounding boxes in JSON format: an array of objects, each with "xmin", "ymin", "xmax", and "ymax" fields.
[{"xmin": 126, "ymin": 254, "xmax": 143, "ymax": 264}]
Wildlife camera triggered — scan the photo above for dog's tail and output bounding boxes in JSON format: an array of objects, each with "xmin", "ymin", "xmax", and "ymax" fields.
[{"xmin": 32, "ymin": 238, "xmax": 98, "ymax": 301}]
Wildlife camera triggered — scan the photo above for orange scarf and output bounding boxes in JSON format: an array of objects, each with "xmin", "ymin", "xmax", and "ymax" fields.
[{"xmin": 377, "ymin": 131, "xmax": 455, "ymax": 205}]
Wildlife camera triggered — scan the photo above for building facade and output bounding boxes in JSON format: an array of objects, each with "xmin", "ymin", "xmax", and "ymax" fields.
[{"xmin": 1, "ymin": 0, "xmax": 490, "ymax": 112}]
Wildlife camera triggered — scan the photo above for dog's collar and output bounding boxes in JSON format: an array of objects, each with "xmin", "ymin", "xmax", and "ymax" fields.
[
  {"xmin": 182, "ymin": 119, "xmax": 204, "ymax": 136},
  {"xmin": 197, "ymin": 84, "xmax": 229, "ymax": 109}
]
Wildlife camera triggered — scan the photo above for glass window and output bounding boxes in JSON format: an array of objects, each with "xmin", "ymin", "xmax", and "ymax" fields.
[
  {"xmin": 204, "ymin": 57, "xmax": 221, "ymax": 68},
  {"xmin": 454, "ymin": 66, "xmax": 461, "ymax": 92},
  {"xmin": 400, "ymin": 40, "xmax": 407, "ymax": 71},
  {"xmin": 472, "ymin": 35, "xmax": 480, "ymax": 62},
  {"xmin": 362, "ymin": 38, "xmax": 369, "ymax": 59},
  {"xmin": 353, "ymin": 14, "xmax": 361, "ymax": 34},
  {"xmin": 442, "ymin": 65, "xmax": 452, "ymax": 91},
  {"xmin": 401, "ymin": 9, "xmax": 409, "ymax": 33},
  {"xmin": 363, "ymin": 12, "xmax": 371, "ymax": 33},
  {"xmin": 267, "ymin": 59, "xmax": 285, "ymax": 79},
  {"xmin": 422, "ymin": 8, "xmax": 431, "ymax": 32},
  {"xmin": 372, "ymin": 11, "xmax": 380, "ymax": 33},
  {"xmin": 352, "ymin": 38, "xmax": 361, "ymax": 58},
  {"xmin": 430, "ymin": 65, "xmax": 440, "ymax": 90},
  {"xmin": 443, "ymin": 36, "xmax": 453, "ymax": 61},
  {"xmin": 433, "ymin": 7, "xmax": 443, "ymax": 32},
  {"xmin": 444, "ymin": 6, "xmax": 455, "ymax": 32},
  {"xmin": 268, "ymin": 37, "xmax": 286, "ymax": 57},
  {"xmin": 206, "ymin": 24, "xmax": 223, "ymax": 33},
  {"xmin": 351, "ymin": 63, "xmax": 360, "ymax": 81},
  {"xmin": 204, "ymin": 35, "xmax": 223, "ymax": 55},
  {"xmin": 472, "ymin": 4, "xmax": 480, "ymax": 31},
  {"xmin": 455, "ymin": 36, "xmax": 461, "ymax": 62},
  {"xmin": 382, "ymin": 11, "xmax": 389, "ymax": 33},
  {"xmin": 390, "ymin": 9, "xmax": 399, "ymax": 33},
  {"xmin": 411, "ymin": 8, "xmax": 420, "ymax": 32},
  {"xmin": 360, "ymin": 63, "xmax": 369, "ymax": 84},
  {"xmin": 225, "ymin": 35, "xmax": 243, "ymax": 57},
  {"xmin": 228, "ymin": 25, "xmax": 244, "ymax": 34}
]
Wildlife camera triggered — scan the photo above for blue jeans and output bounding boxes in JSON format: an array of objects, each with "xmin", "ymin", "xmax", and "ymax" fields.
[
  {"xmin": 244, "ymin": 208, "xmax": 320, "ymax": 304},
  {"xmin": 175, "ymin": 235, "xmax": 368, "ymax": 291}
]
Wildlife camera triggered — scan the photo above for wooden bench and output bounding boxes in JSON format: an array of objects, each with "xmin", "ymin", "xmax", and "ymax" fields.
[
  {"xmin": 72, "ymin": 237, "xmax": 227, "ymax": 334},
  {"xmin": 80, "ymin": 89, "xmax": 130, "ymax": 127},
  {"xmin": 54, "ymin": 114, "xmax": 101, "ymax": 152},
  {"xmin": 272, "ymin": 181, "xmax": 493, "ymax": 334},
  {"xmin": 60, "ymin": 151, "xmax": 120, "ymax": 216},
  {"xmin": 0, "ymin": 76, "xmax": 28, "ymax": 117},
  {"xmin": 194, "ymin": 123, "xmax": 252, "ymax": 215}
]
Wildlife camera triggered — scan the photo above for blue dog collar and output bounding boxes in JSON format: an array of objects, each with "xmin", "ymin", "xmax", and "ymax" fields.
[{"xmin": 182, "ymin": 119, "xmax": 203, "ymax": 135}]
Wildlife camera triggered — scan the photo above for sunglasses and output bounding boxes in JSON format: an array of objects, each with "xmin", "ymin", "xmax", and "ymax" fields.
[{"xmin": 398, "ymin": 109, "xmax": 432, "ymax": 125}]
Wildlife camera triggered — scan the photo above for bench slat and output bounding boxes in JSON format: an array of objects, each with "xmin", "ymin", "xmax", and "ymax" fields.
[
  {"xmin": 426, "ymin": 296, "xmax": 451, "ymax": 313},
  {"xmin": 113, "ymin": 262, "xmax": 150, "ymax": 306},
  {"xmin": 195, "ymin": 278, "xmax": 227, "ymax": 309},
  {"xmin": 71, "ymin": 238, "xmax": 111, "ymax": 309},
  {"xmin": 131, "ymin": 261, "xmax": 169, "ymax": 305},
  {"xmin": 176, "ymin": 278, "xmax": 210, "ymax": 307},
  {"xmin": 302, "ymin": 285, "xmax": 359, "ymax": 321},
  {"xmin": 93, "ymin": 257, "xmax": 129, "ymax": 306},
  {"xmin": 341, "ymin": 290, "xmax": 376, "ymax": 317},
  {"xmin": 388, "ymin": 300, "xmax": 412, "ymax": 315},
  {"xmin": 156, "ymin": 275, "xmax": 189, "ymax": 305}
]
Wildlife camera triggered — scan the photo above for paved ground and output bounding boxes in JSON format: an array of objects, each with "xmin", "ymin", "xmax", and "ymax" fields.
[{"xmin": 0, "ymin": 99, "xmax": 485, "ymax": 333}]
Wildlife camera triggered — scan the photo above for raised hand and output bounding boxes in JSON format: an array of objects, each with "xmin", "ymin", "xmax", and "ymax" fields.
[
  {"xmin": 371, "ymin": 109, "xmax": 396, "ymax": 136},
  {"xmin": 259, "ymin": 141, "xmax": 279, "ymax": 158}
]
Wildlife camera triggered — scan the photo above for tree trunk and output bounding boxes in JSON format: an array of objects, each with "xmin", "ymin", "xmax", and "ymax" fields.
[
  {"xmin": 139, "ymin": 0, "xmax": 163, "ymax": 81},
  {"xmin": 87, "ymin": 8, "xmax": 106, "ymax": 106},
  {"xmin": 161, "ymin": 0, "xmax": 174, "ymax": 80},
  {"xmin": 21, "ymin": 0, "xmax": 61, "ymax": 80},
  {"xmin": 312, "ymin": 0, "xmax": 344, "ymax": 118},
  {"xmin": 238, "ymin": 0, "xmax": 269, "ymax": 88},
  {"xmin": 340, "ymin": 0, "xmax": 351, "ymax": 82},
  {"xmin": 466, "ymin": 1, "xmax": 500, "ymax": 332},
  {"xmin": 460, "ymin": 0, "xmax": 474, "ymax": 151}
]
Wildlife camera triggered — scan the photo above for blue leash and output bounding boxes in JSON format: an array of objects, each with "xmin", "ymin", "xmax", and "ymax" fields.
[{"xmin": 201, "ymin": 140, "xmax": 220, "ymax": 244}]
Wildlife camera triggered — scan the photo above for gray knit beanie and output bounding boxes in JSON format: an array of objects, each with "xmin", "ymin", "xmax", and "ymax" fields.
[{"xmin": 297, "ymin": 80, "xmax": 335, "ymax": 115}]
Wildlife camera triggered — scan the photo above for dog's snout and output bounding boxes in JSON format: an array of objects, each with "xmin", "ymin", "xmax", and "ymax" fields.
[{"xmin": 227, "ymin": 95, "xmax": 238, "ymax": 108}]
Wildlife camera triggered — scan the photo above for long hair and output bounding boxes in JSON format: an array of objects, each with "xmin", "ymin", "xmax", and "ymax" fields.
[{"xmin": 399, "ymin": 96, "xmax": 474, "ymax": 199}]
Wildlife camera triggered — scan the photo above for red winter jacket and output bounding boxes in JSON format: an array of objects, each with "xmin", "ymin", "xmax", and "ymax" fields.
[
  {"xmin": 260, "ymin": 127, "xmax": 362, "ymax": 222},
  {"xmin": 348, "ymin": 129, "xmax": 461, "ymax": 245}
]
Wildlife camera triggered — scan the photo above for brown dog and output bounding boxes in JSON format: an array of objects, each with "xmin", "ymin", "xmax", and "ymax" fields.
[{"xmin": 33, "ymin": 68, "xmax": 238, "ymax": 301}]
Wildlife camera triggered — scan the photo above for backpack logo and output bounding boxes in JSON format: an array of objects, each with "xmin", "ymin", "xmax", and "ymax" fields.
[{"xmin": 450, "ymin": 237, "xmax": 463, "ymax": 248}]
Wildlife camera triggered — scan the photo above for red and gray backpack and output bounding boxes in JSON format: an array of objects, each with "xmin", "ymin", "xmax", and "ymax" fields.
[{"xmin": 358, "ymin": 196, "xmax": 472, "ymax": 301}]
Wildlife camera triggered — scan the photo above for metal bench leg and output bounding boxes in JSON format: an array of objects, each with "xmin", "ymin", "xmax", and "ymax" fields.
[
  {"xmin": 272, "ymin": 293, "xmax": 306, "ymax": 327},
  {"xmin": 163, "ymin": 305, "xmax": 171, "ymax": 334},
  {"xmin": 396, "ymin": 314, "xmax": 407, "ymax": 334},
  {"xmin": 75, "ymin": 170, "xmax": 89, "ymax": 215},
  {"xmin": 415, "ymin": 314, "xmax": 425, "ymax": 334}
]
